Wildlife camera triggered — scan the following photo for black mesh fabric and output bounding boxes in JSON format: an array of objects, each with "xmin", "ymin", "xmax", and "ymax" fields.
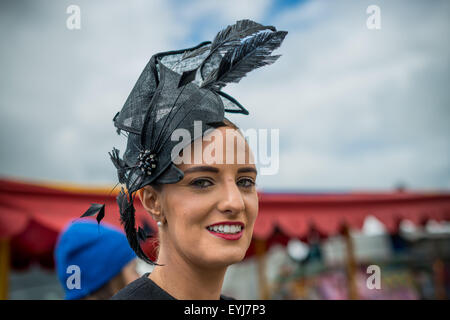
[
  {"xmin": 121, "ymin": 62, "xmax": 225, "ymax": 193},
  {"xmin": 113, "ymin": 40, "xmax": 255, "ymax": 193},
  {"xmin": 84, "ymin": 19, "xmax": 287, "ymax": 265}
]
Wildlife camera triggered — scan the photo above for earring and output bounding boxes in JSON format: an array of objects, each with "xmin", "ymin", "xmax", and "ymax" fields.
[{"xmin": 157, "ymin": 221, "xmax": 162, "ymax": 227}]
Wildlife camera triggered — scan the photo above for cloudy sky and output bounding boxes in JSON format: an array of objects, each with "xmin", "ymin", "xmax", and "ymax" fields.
[{"xmin": 1, "ymin": 0, "xmax": 449, "ymax": 192}]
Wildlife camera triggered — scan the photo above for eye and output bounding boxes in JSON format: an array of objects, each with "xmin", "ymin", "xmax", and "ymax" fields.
[
  {"xmin": 190, "ymin": 178, "xmax": 214, "ymax": 189},
  {"xmin": 237, "ymin": 177, "xmax": 256, "ymax": 188}
]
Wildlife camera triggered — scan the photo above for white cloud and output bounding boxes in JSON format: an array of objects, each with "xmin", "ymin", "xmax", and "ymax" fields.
[
  {"xmin": 227, "ymin": 0, "xmax": 450, "ymax": 191},
  {"xmin": 174, "ymin": 0, "xmax": 271, "ymax": 26},
  {"xmin": 0, "ymin": 0, "xmax": 449, "ymax": 191}
]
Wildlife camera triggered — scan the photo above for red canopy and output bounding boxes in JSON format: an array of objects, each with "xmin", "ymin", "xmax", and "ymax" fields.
[{"xmin": 1, "ymin": 178, "xmax": 449, "ymax": 269}]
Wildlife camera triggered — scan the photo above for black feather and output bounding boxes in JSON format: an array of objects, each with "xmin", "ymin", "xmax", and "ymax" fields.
[
  {"xmin": 178, "ymin": 19, "xmax": 277, "ymax": 87},
  {"xmin": 200, "ymin": 20, "xmax": 277, "ymax": 79},
  {"xmin": 180, "ymin": 19, "xmax": 272, "ymax": 64},
  {"xmin": 117, "ymin": 188, "xmax": 160, "ymax": 265},
  {"xmin": 142, "ymin": 220, "xmax": 155, "ymax": 237},
  {"xmin": 137, "ymin": 227, "xmax": 148, "ymax": 242},
  {"xmin": 180, "ymin": 44, "xmax": 210, "ymax": 61},
  {"xmin": 201, "ymin": 30, "xmax": 287, "ymax": 91},
  {"xmin": 80, "ymin": 203, "xmax": 105, "ymax": 224},
  {"xmin": 109, "ymin": 147, "xmax": 128, "ymax": 184},
  {"xmin": 137, "ymin": 222, "xmax": 154, "ymax": 242},
  {"xmin": 209, "ymin": 19, "xmax": 276, "ymax": 56}
]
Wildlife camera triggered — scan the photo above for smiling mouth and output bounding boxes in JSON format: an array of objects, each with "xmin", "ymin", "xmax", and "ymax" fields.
[
  {"xmin": 205, "ymin": 223, "xmax": 245, "ymax": 241},
  {"xmin": 206, "ymin": 224, "xmax": 243, "ymax": 234}
]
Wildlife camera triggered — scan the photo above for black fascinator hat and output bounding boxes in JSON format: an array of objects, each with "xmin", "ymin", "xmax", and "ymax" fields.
[{"xmin": 81, "ymin": 19, "xmax": 287, "ymax": 264}]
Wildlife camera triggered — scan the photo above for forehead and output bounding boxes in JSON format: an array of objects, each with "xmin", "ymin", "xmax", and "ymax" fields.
[{"xmin": 176, "ymin": 126, "xmax": 256, "ymax": 169}]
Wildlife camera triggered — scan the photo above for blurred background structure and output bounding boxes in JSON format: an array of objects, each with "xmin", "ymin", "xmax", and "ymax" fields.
[
  {"xmin": 1, "ymin": 178, "xmax": 449, "ymax": 299},
  {"xmin": 1, "ymin": 0, "xmax": 449, "ymax": 299}
]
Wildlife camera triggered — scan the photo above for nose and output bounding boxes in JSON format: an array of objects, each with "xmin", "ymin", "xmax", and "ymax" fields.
[{"xmin": 217, "ymin": 179, "xmax": 245, "ymax": 215}]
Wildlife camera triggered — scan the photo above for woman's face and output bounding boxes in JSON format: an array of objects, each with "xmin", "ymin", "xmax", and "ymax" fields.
[{"xmin": 157, "ymin": 126, "xmax": 258, "ymax": 269}]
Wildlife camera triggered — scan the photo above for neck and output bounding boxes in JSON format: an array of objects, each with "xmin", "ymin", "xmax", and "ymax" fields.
[{"xmin": 149, "ymin": 245, "xmax": 227, "ymax": 300}]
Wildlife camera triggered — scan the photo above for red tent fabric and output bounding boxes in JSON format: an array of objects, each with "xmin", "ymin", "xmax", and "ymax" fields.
[
  {"xmin": 1, "ymin": 178, "xmax": 449, "ymax": 269},
  {"xmin": 0, "ymin": 178, "xmax": 158, "ymax": 269}
]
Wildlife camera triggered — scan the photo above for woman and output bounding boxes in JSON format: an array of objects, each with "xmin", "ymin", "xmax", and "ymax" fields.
[
  {"xmin": 113, "ymin": 121, "xmax": 258, "ymax": 300},
  {"xmin": 83, "ymin": 19, "xmax": 287, "ymax": 300}
]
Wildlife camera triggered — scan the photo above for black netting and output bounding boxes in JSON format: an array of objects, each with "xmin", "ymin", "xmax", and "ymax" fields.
[
  {"xmin": 96, "ymin": 18, "xmax": 287, "ymax": 265},
  {"xmin": 111, "ymin": 19, "xmax": 286, "ymax": 193},
  {"xmin": 114, "ymin": 56, "xmax": 158, "ymax": 135}
]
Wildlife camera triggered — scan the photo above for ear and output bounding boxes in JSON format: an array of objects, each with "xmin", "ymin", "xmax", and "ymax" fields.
[{"xmin": 138, "ymin": 186, "xmax": 163, "ymax": 222}]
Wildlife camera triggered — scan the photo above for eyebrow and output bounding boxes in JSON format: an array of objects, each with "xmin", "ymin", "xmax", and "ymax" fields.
[
  {"xmin": 183, "ymin": 166, "xmax": 258, "ymax": 175},
  {"xmin": 237, "ymin": 167, "xmax": 258, "ymax": 175},
  {"xmin": 183, "ymin": 166, "xmax": 219, "ymax": 174}
]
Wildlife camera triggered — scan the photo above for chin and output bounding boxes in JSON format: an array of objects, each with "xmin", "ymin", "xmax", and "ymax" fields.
[{"xmin": 208, "ymin": 248, "xmax": 246, "ymax": 267}]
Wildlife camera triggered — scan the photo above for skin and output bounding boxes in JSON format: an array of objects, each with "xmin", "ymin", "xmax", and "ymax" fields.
[
  {"xmin": 120, "ymin": 259, "xmax": 140, "ymax": 285},
  {"xmin": 84, "ymin": 259, "xmax": 139, "ymax": 300},
  {"xmin": 139, "ymin": 125, "xmax": 259, "ymax": 300}
]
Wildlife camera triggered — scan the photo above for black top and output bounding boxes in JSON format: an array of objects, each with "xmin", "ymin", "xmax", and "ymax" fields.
[{"xmin": 111, "ymin": 273, "xmax": 235, "ymax": 300}]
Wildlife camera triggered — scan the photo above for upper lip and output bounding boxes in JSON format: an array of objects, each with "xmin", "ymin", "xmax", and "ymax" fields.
[{"xmin": 207, "ymin": 221, "xmax": 245, "ymax": 228}]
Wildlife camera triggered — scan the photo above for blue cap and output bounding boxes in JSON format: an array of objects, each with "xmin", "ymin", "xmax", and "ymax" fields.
[{"xmin": 55, "ymin": 220, "xmax": 136, "ymax": 300}]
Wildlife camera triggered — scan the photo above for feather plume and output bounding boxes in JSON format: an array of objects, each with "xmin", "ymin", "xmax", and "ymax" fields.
[
  {"xmin": 180, "ymin": 44, "xmax": 210, "ymax": 61},
  {"xmin": 178, "ymin": 19, "xmax": 277, "ymax": 87},
  {"xmin": 201, "ymin": 30, "xmax": 287, "ymax": 91},
  {"xmin": 109, "ymin": 147, "xmax": 128, "ymax": 184},
  {"xmin": 117, "ymin": 188, "xmax": 159, "ymax": 265},
  {"xmin": 80, "ymin": 203, "xmax": 105, "ymax": 224},
  {"xmin": 208, "ymin": 19, "xmax": 276, "ymax": 58}
]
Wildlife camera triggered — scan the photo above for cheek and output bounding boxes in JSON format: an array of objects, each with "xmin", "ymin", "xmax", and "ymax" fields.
[{"xmin": 164, "ymin": 192, "xmax": 213, "ymax": 239}]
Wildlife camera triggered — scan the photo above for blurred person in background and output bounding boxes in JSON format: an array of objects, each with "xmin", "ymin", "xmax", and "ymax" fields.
[{"xmin": 55, "ymin": 220, "xmax": 139, "ymax": 300}]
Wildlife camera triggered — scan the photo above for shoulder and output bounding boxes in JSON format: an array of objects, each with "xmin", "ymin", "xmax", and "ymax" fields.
[
  {"xmin": 110, "ymin": 275, "xmax": 152, "ymax": 300},
  {"xmin": 111, "ymin": 273, "xmax": 176, "ymax": 300},
  {"xmin": 111, "ymin": 273, "xmax": 237, "ymax": 300}
]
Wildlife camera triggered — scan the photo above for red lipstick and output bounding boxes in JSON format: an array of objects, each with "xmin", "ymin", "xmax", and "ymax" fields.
[{"xmin": 206, "ymin": 221, "xmax": 244, "ymax": 241}]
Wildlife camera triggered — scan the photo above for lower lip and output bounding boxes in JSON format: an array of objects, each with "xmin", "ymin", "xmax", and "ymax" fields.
[{"xmin": 207, "ymin": 229, "xmax": 243, "ymax": 240}]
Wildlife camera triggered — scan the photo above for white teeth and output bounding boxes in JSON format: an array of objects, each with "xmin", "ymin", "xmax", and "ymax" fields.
[{"xmin": 208, "ymin": 224, "xmax": 243, "ymax": 234}]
